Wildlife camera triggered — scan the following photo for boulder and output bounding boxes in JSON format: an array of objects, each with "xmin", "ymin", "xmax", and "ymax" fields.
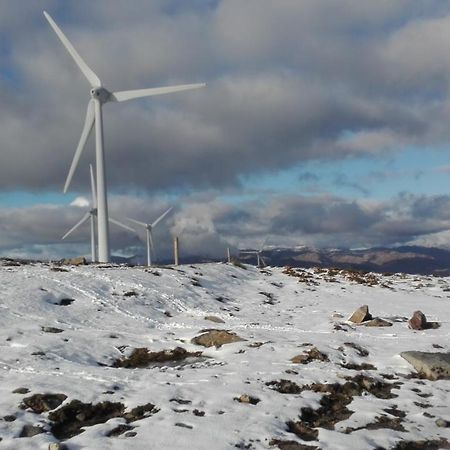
[
  {"xmin": 408, "ymin": 311, "xmax": 427, "ymax": 330},
  {"xmin": 21, "ymin": 393, "xmax": 67, "ymax": 413},
  {"xmin": 191, "ymin": 330, "xmax": 245, "ymax": 348},
  {"xmin": 348, "ymin": 305, "xmax": 372, "ymax": 323},
  {"xmin": 400, "ymin": 351, "xmax": 450, "ymax": 380}
]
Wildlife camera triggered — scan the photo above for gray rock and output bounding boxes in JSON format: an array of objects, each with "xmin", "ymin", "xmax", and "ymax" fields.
[
  {"xmin": 49, "ymin": 444, "xmax": 69, "ymax": 450},
  {"xmin": 400, "ymin": 351, "xmax": 450, "ymax": 380},
  {"xmin": 204, "ymin": 316, "xmax": 225, "ymax": 324},
  {"xmin": 41, "ymin": 327, "xmax": 64, "ymax": 333},
  {"xmin": 348, "ymin": 305, "xmax": 372, "ymax": 323},
  {"xmin": 19, "ymin": 424, "xmax": 45, "ymax": 437},
  {"xmin": 435, "ymin": 418, "xmax": 450, "ymax": 428}
]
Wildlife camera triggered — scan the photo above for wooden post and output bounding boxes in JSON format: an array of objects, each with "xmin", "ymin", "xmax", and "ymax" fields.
[
  {"xmin": 227, "ymin": 247, "xmax": 231, "ymax": 263},
  {"xmin": 174, "ymin": 236, "xmax": 180, "ymax": 266}
]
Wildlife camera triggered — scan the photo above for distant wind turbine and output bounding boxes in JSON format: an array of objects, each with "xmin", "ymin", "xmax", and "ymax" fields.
[
  {"xmin": 240, "ymin": 238, "xmax": 268, "ymax": 268},
  {"xmin": 62, "ymin": 165, "xmax": 135, "ymax": 262},
  {"xmin": 44, "ymin": 11, "xmax": 205, "ymax": 262},
  {"xmin": 127, "ymin": 207, "xmax": 173, "ymax": 266}
]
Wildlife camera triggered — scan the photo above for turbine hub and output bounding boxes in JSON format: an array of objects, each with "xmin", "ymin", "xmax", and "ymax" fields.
[{"xmin": 90, "ymin": 87, "xmax": 111, "ymax": 103}]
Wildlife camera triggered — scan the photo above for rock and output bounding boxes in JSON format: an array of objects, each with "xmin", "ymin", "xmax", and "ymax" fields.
[
  {"xmin": 435, "ymin": 418, "xmax": 450, "ymax": 428},
  {"xmin": 286, "ymin": 421, "xmax": 318, "ymax": 441},
  {"xmin": 57, "ymin": 298, "xmax": 74, "ymax": 306},
  {"xmin": 3, "ymin": 415, "xmax": 16, "ymax": 422},
  {"xmin": 49, "ymin": 444, "xmax": 69, "ymax": 450},
  {"xmin": 191, "ymin": 330, "xmax": 245, "ymax": 348},
  {"xmin": 408, "ymin": 311, "xmax": 427, "ymax": 330},
  {"xmin": 234, "ymin": 394, "xmax": 260, "ymax": 405},
  {"xmin": 204, "ymin": 316, "xmax": 225, "ymax": 324},
  {"xmin": 400, "ymin": 351, "xmax": 450, "ymax": 380},
  {"xmin": 13, "ymin": 387, "xmax": 29, "ymax": 394},
  {"xmin": 62, "ymin": 257, "xmax": 86, "ymax": 266},
  {"xmin": 348, "ymin": 305, "xmax": 372, "ymax": 323},
  {"xmin": 19, "ymin": 424, "xmax": 45, "ymax": 437},
  {"xmin": 41, "ymin": 326, "xmax": 64, "ymax": 333},
  {"xmin": 21, "ymin": 393, "xmax": 67, "ymax": 413},
  {"xmin": 270, "ymin": 439, "xmax": 320, "ymax": 450},
  {"xmin": 291, "ymin": 347, "xmax": 329, "ymax": 364},
  {"xmin": 361, "ymin": 318, "xmax": 393, "ymax": 327},
  {"xmin": 106, "ymin": 424, "xmax": 135, "ymax": 437}
]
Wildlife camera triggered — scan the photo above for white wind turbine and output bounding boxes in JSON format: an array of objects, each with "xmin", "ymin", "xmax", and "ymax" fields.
[
  {"xmin": 127, "ymin": 207, "xmax": 173, "ymax": 266},
  {"xmin": 62, "ymin": 165, "xmax": 135, "ymax": 262},
  {"xmin": 240, "ymin": 238, "xmax": 268, "ymax": 268},
  {"xmin": 44, "ymin": 11, "xmax": 205, "ymax": 262}
]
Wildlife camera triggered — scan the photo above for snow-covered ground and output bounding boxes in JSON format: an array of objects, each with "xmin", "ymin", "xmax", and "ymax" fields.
[{"xmin": 0, "ymin": 261, "xmax": 448, "ymax": 449}]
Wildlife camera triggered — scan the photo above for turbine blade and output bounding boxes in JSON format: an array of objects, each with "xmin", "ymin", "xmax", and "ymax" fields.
[
  {"xmin": 89, "ymin": 164, "xmax": 97, "ymax": 208},
  {"xmin": 62, "ymin": 212, "xmax": 90, "ymax": 240},
  {"xmin": 126, "ymin": 217, "xmax": 147, "ymax": 227},
  {"xmin": 111, "ymin": 83, "xmax": 206, "ymax": 102},
  {"xmin": 109, "ymin": 218, "xmax": 136, "ymax": 233},
  {"xmin": 64, "ymin": 99, "xmax": 95, "ymax": 193},
  {"xmin": 43, "ymin": 11, "xmax": 101, "ymax": 87},
  {"xmin": 259, "ymin": 237, "xmax": 268, "ymax": 252},
  {"xmin": 151, "ymin": 207, "xmax": 173, "ymax": 228}
]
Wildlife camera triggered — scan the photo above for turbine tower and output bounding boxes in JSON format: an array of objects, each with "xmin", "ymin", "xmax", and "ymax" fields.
[
  {"xmin": 127, "ymin": 207, "xmax": 173, "ymax": 266},
  {"xmin": 44, "ymin": 11, "xmax": 205, "ymax": 262},
  {"xmin": 240, "ymin": 238, "xmax": 268, "ymax": 268},
  {"xmin": 62, "ymin": 165, "xmax": 135, "ymax": 262}
]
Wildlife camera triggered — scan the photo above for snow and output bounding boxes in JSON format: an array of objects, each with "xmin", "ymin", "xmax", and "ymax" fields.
[{"xmin": 0, "ymin": 262, "xmax": 449, "ymax": 449}]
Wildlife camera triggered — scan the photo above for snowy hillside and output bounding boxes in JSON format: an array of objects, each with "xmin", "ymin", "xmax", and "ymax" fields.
[{"xmin": 0, "ymin": 261, "xmax": 449, "ymax": 449}]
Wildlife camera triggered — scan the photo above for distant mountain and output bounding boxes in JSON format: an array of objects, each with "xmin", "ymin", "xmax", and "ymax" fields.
[{"xmin": 238, "ymin": 246, "xmax": 450, "ymax": 275}]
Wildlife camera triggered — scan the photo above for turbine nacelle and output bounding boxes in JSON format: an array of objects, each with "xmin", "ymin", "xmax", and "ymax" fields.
[{"xmin": 90, "ymin": 87, "xmax": 111, "ymax": 104}]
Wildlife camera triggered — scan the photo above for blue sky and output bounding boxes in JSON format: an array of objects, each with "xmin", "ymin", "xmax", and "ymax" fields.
[{"xmin": 2, "ymin": 1, "xmax": 450, "ymax": 259}]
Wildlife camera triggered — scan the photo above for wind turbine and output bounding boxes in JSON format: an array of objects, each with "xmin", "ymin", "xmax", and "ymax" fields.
[
  {"xmin": 127, "ymin": 207, "xmax": 173, "ymax": 266},
  {"xmin": 62, "ymin": 165, "xmax": 135, "ymax": 262},
  {"xmin": 240, "ymin": 238, "xmax": 268, "ymax": 268},
  {"xmin": 44, "ymin": 11, "xmax": 206, "ymax": 262}
]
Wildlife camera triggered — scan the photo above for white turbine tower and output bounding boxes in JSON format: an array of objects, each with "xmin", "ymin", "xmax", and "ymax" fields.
[
  {"xmin": 44, "ymin": 11, "xmax": 205, "ymax": 262},
  {"xmin": 127, "ymin": 207, "xmax": 173, "ymax": 266},
  {"xmin": 240, "ymin": 238, "xmax": 268, "ymax": 268},
  {"xmin": 62, "ymin": 165, "xmax": 135, "ymax": 262}
]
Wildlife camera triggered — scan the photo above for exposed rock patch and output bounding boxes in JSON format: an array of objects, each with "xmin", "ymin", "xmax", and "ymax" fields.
[
  {"xmin": 266, "ymin": 379, "xmax": 302, "ymax": 394},
  {"xmin": 41, "ymin": 327, "xmax": 64, "ymax": 334},
  {"xmin": 286, "ymin": 420, "xmax": 318, "ymax": 441},
  {"xmin": 191, "ymin": 330, "xmax": 245, "ymax": 348},
  {"xmin": 361, "ymin": 318, "xmax": 393, "ymax": 327},
  {"xmin": 270, "ymin": 440, "xmax": 319, "ymax": 450}
]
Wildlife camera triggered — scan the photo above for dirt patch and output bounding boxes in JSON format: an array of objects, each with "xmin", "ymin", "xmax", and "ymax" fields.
[
  {"xmin": 343, "ymin": 342, "xmax": 369, "ymax": 357},
  {"xmin": 291, "ymin": 347, "xmax": 329, "ymax": 364},
  {"xmin": 340, "ymin": 363, "xmax": 377, "ymax": 370},
  {"xmin": 106, "ymin": 424, "xmax": 135, "ymax": 437},
  {"xmin": 344, "ymin": 415, "xmax": 406, "ymax": 433},
  {"xmin": 266, "ymin": 379, "xmax": 303, "ymax": 394},
  {"xmin": 286, "ymin": 421, "xmax": 318, "ymax": 441},
  {"xmin": 20, "ymin": 393, "xmax": 67, "ymax": 413},
  {"xmin": 49, "ymin": 400, "xmax": 159, "ymax": 440},
  {"xmin": 113, "ymin": 347, "xmax": 203, "ymax": 368}
]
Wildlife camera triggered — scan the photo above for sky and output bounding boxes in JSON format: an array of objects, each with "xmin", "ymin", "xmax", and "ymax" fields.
[{"xmin": 2, "ymin": 0, "xmax": 450, "ymax": 260}]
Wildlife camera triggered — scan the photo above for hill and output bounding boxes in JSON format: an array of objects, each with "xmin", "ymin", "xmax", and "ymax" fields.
[{"xmin": 0, "ymin": 260, "xmax": 448, "ymax": 449}]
